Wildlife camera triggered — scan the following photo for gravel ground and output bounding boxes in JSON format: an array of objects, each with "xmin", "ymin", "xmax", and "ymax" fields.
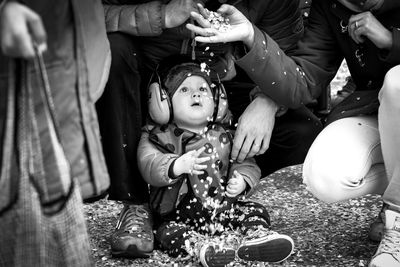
[
  {"xmin": 84, "ymin": 62, "xmax": 383, "ymax": 267},
  {"xmin": 84, "ymin": 165, "xmax": 382, "ymax": 267}
]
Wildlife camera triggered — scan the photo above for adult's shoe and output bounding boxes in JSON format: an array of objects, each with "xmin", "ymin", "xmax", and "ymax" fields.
[
  {"xmin": 110, "ymin": 203, "xmax": 154, "ymax": 258},
  {"xmin": 369, "ymin": 209, "xmax": 400, "ymax": 267}
]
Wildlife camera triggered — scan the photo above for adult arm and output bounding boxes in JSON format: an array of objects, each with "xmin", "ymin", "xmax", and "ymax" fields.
[
  {"xmin": 235, "ymin": 0, "xmax": 343, "ymax": 108},
  {"xmin": 102, "ymin": 0, "xmax": 164, "ymax": 36},
  {"xmin": 102, "ymin": 0, "xmax": 200, "ymax": 36},
  {"xmin": 188, "ymin": 0, "xmax": 343, "ymax": 108},
  {"xmin": 230, "ymin": 0, "xmax": 302, "ymax": 160}
]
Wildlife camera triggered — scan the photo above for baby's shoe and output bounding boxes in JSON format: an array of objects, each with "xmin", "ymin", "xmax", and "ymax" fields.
[
  {"xmin": 199, "ymin": 243, "xmax": 236, "ymax": 267},
  {"xmin": 237, "ymin": 227, "xmax": 294, "ymax": 263}
]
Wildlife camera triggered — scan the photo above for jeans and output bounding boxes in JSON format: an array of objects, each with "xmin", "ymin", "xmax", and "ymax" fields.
[{"xmin": 303, "ymin": 65, "xmax": 400, "ymax": 209}]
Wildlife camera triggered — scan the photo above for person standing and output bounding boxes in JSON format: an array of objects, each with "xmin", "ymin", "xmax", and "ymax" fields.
[{"xmin": 0, "ymin": 0, "xmax": 110, "ymax": 265}]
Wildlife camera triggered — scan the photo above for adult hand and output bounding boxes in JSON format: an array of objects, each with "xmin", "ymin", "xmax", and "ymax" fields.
[
  {"xmin": 231, "ymin": 94, "xmax": 278, "ymax": 163},
  {"xmin": 348, "ymin": 11, "xmax": 392, "ymax": 49},
  {"xmin": 173, "ymin": 146, "xmax": 210, "ymax": 176},
  {"xmin": 0, "ymin": 2, "xmax": 47, "ymax": 58},
  {"xmin": 186, "ymin": 4, "xmax": 255, "ymax": 48},
  {"xmin": 225, "ymin": 170, "xmax": 246, "ymax": 198},
  {"xmin": 164, "ymin": 0, "xmax": 200, "ymax": 29}
]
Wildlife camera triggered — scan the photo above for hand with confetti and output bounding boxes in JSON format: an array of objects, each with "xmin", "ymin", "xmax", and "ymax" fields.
[
  {"xmin": 186, "ymin": 4, "xmax": 255, "ymax": 48},
  {"xmin": 225, "ymin": 170, "xmax": 246, "ymax": 197},
  {"xmin": 173, "ymin": 146, "xmax": 210, "ymax": 176}
]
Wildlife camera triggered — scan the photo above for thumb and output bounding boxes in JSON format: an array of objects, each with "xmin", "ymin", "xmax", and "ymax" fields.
[
  {"xmin": 217, "ymin": 4, "xmax": 234, "ymax": 15},
  {"xmin": 25, "ymin": 8, "xmax": 47, "ymax": 49}
]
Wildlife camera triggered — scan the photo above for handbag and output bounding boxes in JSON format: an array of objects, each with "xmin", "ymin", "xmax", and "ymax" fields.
[{"xmin": 0, "ymin": 46, "xmax": 92, "ymax": 266}]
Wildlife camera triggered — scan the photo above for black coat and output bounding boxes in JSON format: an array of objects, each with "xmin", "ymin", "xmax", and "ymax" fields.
[{"xmin": 237, "ymin": 0, "xmax": 400, "ymax": 121}]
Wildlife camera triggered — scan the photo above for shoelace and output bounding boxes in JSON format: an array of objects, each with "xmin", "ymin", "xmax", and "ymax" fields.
[
  {"xmin": 119, "ymin": 206, "xmax": 149, "ymax": 234},
  {"xmin": 245, "ymin": 226, "xmax": 276, "ymax": 240},
  {"xmin": 379, "ymin": 229, "xmax": 400, "ymax": 261}
]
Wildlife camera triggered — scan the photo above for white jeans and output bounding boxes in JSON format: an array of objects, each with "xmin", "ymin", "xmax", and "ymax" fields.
[{"xmin": 303, "ymin": 65, "xmax": 400, "ymax": 209}]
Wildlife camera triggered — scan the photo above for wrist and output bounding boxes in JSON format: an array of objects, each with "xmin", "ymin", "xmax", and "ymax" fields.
[
  {"xmin": 256, "ymin": 94, "xmax": 279, "ymax": 114},
  {"xmin": 172, "ymin": 158, "xmax": 183, "ymax": 176},
  {"xmin": 243, "ymin": 24, "xmax": 255, "ymax": 49},
  {"xmin": 381, "ymin": 30, "xmax": 393, "ymax": 50}
]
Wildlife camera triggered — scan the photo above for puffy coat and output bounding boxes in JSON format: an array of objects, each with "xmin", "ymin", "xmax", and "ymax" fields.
[{"xmin": 137, "ymin": 123, "xmax": 261, "ymax": 217}]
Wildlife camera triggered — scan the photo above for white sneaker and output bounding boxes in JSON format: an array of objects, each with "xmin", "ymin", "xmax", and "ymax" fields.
[
  {"xmin": 199, "ymin": 243, "xmax": 235, "ymax": 267},
  {"xmin": 369, "ymin": 209, "xmax": 400, "ymax": 267},
  {"xmin": 237, "ymin": 227, "xmax": 294, "ymax": 263}
]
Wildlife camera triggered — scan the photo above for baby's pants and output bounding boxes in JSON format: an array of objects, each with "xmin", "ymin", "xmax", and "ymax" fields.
[{"xmin": 154, "ymin": 201, "xmax": 270, "ymax": 257}]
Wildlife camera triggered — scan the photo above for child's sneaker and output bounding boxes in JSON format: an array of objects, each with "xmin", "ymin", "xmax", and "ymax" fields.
[
  {"xmin": 237, "ymin": 228, "xmax": 294, "ymax": 263},
  {"xmin": 369, "ymin": 209, "xmax": 400, "ymax": 267},
  {"xmin": 199, "ymin": 243, "xmax": 236, "ymax": 267}
]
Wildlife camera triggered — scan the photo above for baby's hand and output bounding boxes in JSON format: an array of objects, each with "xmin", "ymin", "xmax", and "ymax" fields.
[
  {"xmin": 173, "ymin": 146, "xmax": 210, "ymax": 176},
  {"xmin": 225, "ymin": 170, "xmax": 246, "ymax": 198}
]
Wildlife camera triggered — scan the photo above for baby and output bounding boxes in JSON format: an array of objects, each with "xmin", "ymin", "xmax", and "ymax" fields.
[{"xmin": 138, "ymin": 55, "xmax": 294, "ymax": 267}]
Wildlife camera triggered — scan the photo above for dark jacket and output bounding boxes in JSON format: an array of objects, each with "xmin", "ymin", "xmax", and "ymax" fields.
[
  {"xmin": 0, "ymin": 0, "xmax": 111, "ymax": 200},
  {"xmin": 236, "ymin": 0, "xmax": 400, "ymax": 119}
]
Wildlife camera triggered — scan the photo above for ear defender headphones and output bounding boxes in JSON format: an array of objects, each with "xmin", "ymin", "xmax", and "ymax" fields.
[{"xmin": 148, "ymin": 55, "xmax": 228, "ymax": 125}]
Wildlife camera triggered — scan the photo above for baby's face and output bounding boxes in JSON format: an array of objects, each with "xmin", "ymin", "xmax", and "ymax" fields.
[{"xmin": 171, "ymin": 75, "xmax": 215, "ymax": 128}]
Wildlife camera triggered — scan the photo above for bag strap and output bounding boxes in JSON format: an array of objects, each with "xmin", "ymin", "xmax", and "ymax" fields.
[
  {"xmin": 0, "ymin": 60, "xmax": 19, "ymax": 214},
  {"xmin": 30, "ymin": 45, "xmax": 73, "ymax": 213}
]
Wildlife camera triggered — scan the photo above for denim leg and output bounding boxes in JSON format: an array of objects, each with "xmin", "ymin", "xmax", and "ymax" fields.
[
  {"xmin": 303, "ymin": 116, "xmax": 388, "ymax": 204},
  {"xmin": 378, "ymin": 65, "xmax": 400, "ymax": 210},
  {"xmin": 96, "ymin": 33, "xmax": 149, "ymax": 203}
]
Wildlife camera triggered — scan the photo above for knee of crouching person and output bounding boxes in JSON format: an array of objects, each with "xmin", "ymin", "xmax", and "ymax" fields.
[
  {"xmin": 380, "ymin": 65, "xmax": 400, "ymax": 102},
  {"xmin": 302, "ymin": 159, "xmax": 345, "ymax": 204}
]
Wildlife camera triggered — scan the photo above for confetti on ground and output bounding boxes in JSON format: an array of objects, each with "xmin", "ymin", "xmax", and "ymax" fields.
[{"xmin": 85, "ymin": 165, "xmax": 381, "ymax": 267}]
